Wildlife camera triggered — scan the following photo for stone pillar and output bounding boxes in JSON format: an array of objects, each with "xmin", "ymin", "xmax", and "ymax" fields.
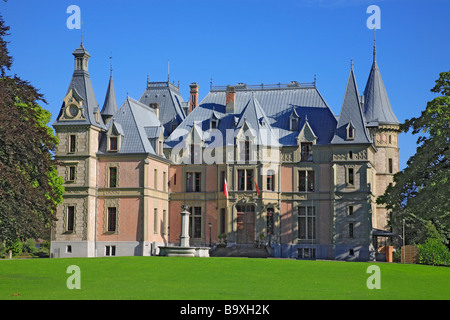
[{"xmin": 180, "ymin": 205, "xmax": 191, "ymax": 247}]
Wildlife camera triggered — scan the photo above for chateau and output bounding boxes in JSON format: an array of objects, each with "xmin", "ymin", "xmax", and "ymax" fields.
[{"xmin": 51, "ymin": 41, "xmax": 400, "ymax": 261}]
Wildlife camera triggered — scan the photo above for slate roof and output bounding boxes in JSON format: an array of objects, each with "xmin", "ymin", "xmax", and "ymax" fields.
[
  {"xmin": 98, "ymin": 96, "xmax": 165, "ymax": 156},
  {"xmin": 101, "ymin": 71, "xmax": 118, "ymax": 117},
  {"xmin": 165, "ymin": 83, "xmax": 337, "ymax": 148},
  {"xmin": 139, "ymin": 82, "xmax": 187, "ymax": 137},
  {"xmin": 363, "ymin": 51, "xmax": 399, "ymax": 125},
  {"xmin": 331, "ymin": 64, "xmax": 372, "ymax": 145}
]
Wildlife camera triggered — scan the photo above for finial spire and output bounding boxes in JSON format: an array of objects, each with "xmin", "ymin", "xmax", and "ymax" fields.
[
  {"xmin": 109, "ymin": 53, "xmax": 113, "ymax": 76},
  {"xmin": 373, "ymin": 27, "xmax": 377, "ymax": 62},
  {"xmin": 167, "ymin": 59, "xmax": 170, "ymax": 83},
  {"xmin": 80, "ymin": 21, "xmax": 84, "ymax": 44}
]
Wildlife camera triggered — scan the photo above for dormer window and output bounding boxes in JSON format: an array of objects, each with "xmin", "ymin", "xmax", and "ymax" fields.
[
  {"xmin": 109, "ymin": 137, "xmax": 118, "ymax": 151},
  {"xmin": 346, "ymin": 122, "xmax": 355, "ymax": 141},
  {"xmin": 107, "ymin": 121, "xmax": 124, "ymax": 152},
  {"xmin": 291, "ymin": 118, "xmax": 299, "ymax": 131},
  {"xmin": 289, "ymin": 107, "xmax": 300, "ymax": 131},
  {"xmin": 211, "ymin": 119, "xmax": 217, "ymax": 129}
]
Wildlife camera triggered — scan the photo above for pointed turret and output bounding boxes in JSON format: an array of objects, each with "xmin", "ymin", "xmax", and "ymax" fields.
[
  {"xmin": 53, "ymin": 42, "xmax": 105, "ymax": 129},
  {"xmin": 363, "ymin": 44, "xmax": 399, "ymax": 125},
  {"xmin": 101, "ymin": 62, "xmax": 118, "ymax": 125},
  {"xmin": 331, "ymin": 62, "xmax": 371, "ymax": 144}
]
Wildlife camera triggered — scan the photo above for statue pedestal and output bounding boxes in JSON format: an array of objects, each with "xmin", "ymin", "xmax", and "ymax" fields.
[{"xmin": 158, "ymin": 206, "xmax": 210, "ymax": 258}]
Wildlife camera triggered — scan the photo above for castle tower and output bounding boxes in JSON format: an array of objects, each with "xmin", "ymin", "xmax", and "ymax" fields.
[
  {"xmin": 363, "ymin": 44, "xmax": 400, "ymax": 232},
  {"xmin": 51, "ymin": 42, "xmax": 105, "ymax": 258},
  {"xmin": 331, "ymin": 62, "xmax": 375, "ymax": 261}
]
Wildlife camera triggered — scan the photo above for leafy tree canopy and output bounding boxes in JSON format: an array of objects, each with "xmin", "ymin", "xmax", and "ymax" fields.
[
  {"xmin": 0, "ymin": 15, "xmax": 64, "ymax": 243},
  {"xmin": 378, "ymin": 70, "xmax": 450, "ymax": 244}
]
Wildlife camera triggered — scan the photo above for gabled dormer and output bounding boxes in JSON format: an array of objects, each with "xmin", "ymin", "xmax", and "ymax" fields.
[
  {"xmin": 297, "ymin": 116, "xmax": 317, "ymax": 162},
  {"xmin": 346, "ymin": 121, "xmax": 355, "ymax": 141},
  {"xmin": 210, "ymin": 109, "xmax": 221, "ymax": 130},
  {"xmin": 289, "ymin": 107, "xmax": 300, "ymax": 131},
  {"xmin": 106, "ymin": 120, "xmax": 124, "ymax": 152}
]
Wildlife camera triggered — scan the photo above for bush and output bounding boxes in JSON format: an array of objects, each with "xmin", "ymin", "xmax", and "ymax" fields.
[
  {"xmin": 6, "ymin": 239, "xmax": 22, "ymax": 257},
  {"xmin": 22, "ymin": 238, "xmax": 37, "ymax": 254},
  {"xmin": 417, "ymin": 238, "xmax": 450, "ymax": 266}
]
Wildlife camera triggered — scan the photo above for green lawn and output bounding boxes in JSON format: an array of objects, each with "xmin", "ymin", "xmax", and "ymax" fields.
[{"xmin": 0, "ymin": 256, "xmax": 448, "ymax": 300}]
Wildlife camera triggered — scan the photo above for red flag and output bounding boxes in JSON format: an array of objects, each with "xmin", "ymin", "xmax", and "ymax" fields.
[
  {"xmin": 224, "ymin": 178, "xmax": 229, "ymax": 198},
  {"xmin": 254, "ymin": 178, "xmax": 260, "ymax": 196}
]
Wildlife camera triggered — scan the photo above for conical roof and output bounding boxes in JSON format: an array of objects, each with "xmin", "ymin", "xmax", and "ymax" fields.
[
  {"xmin": 363, "ymin": 51, "xmax": 399, "ymax": 125},
  {"xmin": 101, "ymin": 72, "xmax": 118, "ymax": 117},
  {"xmin": 331, "ymin": 63, "xmax": 371, "ymax": 144}
]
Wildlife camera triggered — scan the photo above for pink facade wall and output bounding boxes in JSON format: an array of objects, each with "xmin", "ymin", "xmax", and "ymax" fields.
[{"xmin": 97, "ymin": 197, "xmax": 142, "ymax": 242}]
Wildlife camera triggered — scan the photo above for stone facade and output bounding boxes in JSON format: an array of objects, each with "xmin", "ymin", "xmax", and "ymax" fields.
[{"xmin": 51, "ymin": 42, "xmax": 400, "ymax": 261}]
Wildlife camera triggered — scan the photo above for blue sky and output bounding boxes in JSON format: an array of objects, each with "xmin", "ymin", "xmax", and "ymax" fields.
[{"xmin": 2, "ymin": 0, "xmax": 449, "ymax": 169}]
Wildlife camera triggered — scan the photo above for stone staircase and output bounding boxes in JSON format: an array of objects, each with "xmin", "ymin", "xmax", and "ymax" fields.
[{"xmin": 210, "ymin": 244, "xmax": 270, "ymax": 258}]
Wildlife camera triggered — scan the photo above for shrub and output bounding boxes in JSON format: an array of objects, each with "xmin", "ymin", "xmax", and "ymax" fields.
[
  {"xmin": 22, "ymin": 238, "xmax": 38, "ymax": 254},
  {"xmin": 417, "ymin": 238, "xmax": 450, "ymax": 266},
  {"xmin": 6, "ymin": 239, "xmax": 23, "ymax": 257}
]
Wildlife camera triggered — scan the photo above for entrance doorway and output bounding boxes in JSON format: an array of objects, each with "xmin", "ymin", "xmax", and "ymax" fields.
[{"xmin": 236, "ymin": 204, "xmax": 255, "ymax": 244}]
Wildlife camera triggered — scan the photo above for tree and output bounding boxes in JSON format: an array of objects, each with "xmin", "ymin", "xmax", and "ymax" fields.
[
  {"xmin": 377, "ymin": 70, "xmax": 450, "ymax": 245},
  {"xmin": 0, "ymin": 15, "xmax": 64, "ymax": 243}
]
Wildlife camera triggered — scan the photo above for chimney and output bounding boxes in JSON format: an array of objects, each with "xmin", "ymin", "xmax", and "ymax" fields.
[
  {"xmin": 189, "ymin": 83, "xmax": 199, "ymax": 113},
  {"xmin": 226, "ymin": 85, "xmax": 236, "ymax": 114},
  {"xmin": 149, "ymin": 102, "xmax": 159, "ymax": 119}
]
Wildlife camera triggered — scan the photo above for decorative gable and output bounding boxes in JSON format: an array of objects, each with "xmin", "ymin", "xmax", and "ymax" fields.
[
  {"xmin": 297, "ymin": 117, "xmax": 318, "ymax": 144},
  {"xmin": 60, "ymin": 88, "xmax": 86, "ymax": 121}
]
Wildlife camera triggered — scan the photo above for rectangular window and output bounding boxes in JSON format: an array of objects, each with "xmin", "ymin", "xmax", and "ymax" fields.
[
  {"xmin": 246, "ymin": 169, "xmax": 253, "ymax": 191},
  {"xmin": 349, "ymin": 223, "xmax": 354, "ymax": 238},
  {"xmin": 105, "ymin": 245, "xmax": 116, "ymax": 256},
  {"xmin": 190, "ymin": 144, "xmax": 200, "ymax": 164},
  {"xmin": 267, "ymin": 170, "xmax": 275, "ymax": 191},
  {"xmin": 69, "ymin": 135, "xmax": 76, "ymax": 153},
  {"xmin": 67, "ymin": 206, "xmax": 75, "ymax": 232},
  {"xmin": 162, "ymin": 210, "xmax": 167, "ymax": 235},
  {"xmin": 388, "ymin": 158, "xmax": 393, "ymax": 174},
  {"xmin": 348, "ymin": 205, "xmax": 354, "ymax": 216},
  {"xmin": 220, "ymin": 171, "xmax": 225, "ymax": 192},
  {"xmin": 163, "ymin": 171, "xmax": 167, "ymax": 192},
  {"xmin": 298, "ymin": 206, "xmax": 316, "ymax": 240},
  {"xmin": 66, "ymin": 245, "xmax": 72, "ymax": 253},
  {"xmin": 298, "ymin": 170, "xmax": 315, "ymax": 192},
  {"xmin": 348, "ymin": 168, "xmax": 354, "ymax": 186},
  {"xmin": 298, "ymin": 248, "xmax": 316, "ymax": 259},
  {"xmin": 239, "ymin": 141, "xmax": 251, "ymax": 161},
  {"xmin": 220, "ymin": 208, "xmax": 226, "ymax": 235},
  {"xmin": 238, "ymin": 170, "xmax": 245, "ymax": 191},
  {"xmin": 154, "ymin": 169, "xmax": 158, "ymax": 190},
  {"xmin": 195, "ymin": 172, "xmax": 201, "ymax": 192},
  {"xmin": 301, "ymin": 143, "xmax": 313, "ymax": 162},
  {"xmin": 109, "ymin": 167, "xmax": 118, "ymax": 188},
  {"xmin": 68, "ymin": 166, "xmax": 76, "ymax": 181},
  {"xmin": 110, "ymin": 137, "xmax": 118, "ymax": 151},
  {"xmin": 153, "ymin": 208, "xmax": 158, "ymax": 234},
  {"xmin": 186, "ymin": 172, "xmax": 201, "ymax": 192},
  {"xmin": 107, "ymin": 207, "xmax": 117, "ymax": 232},
  {"xmin": 189, "ymin": 207, "xmax": 202, "ymax": 238},
  {"xmin": 237, "ymin": 169, "xmax": 253, "ymax": 191}
]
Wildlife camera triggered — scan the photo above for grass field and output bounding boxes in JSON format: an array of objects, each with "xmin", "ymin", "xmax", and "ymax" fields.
[{"xmin": 0, "ymin": 256, "xmax": 449, "ymax": 300}]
